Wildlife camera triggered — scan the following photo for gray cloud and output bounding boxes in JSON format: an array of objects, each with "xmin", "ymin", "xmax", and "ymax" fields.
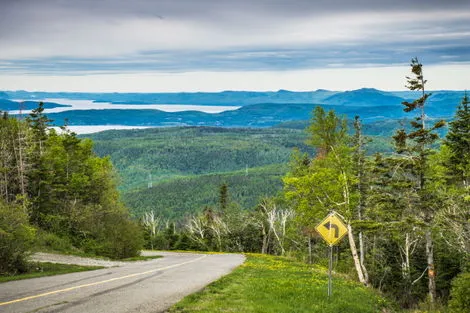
[{"xmin": 0, "ymin": 0, "xmax": 469, "ymax": 74}]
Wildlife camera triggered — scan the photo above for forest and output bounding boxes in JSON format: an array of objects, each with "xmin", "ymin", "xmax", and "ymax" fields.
[
  {"xmin": 134, "ymin": 59, "xmax": 469, "ymax": 311},
  {"xmin": 0, "ymin": 103, "xmax": 143, "ymax": 275},
  {"xmin": 1, "ymin": 59, "xmax": 469, "ymax": 311},
  {"xmin": 86, "ymin": 122, "xmax": 396, "ymax": 219}
]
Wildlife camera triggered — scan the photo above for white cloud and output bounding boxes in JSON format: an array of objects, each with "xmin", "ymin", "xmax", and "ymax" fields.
[
  {"xmin": 1, "ymin": 64, "xmax": 469, "ymax": 92},
  {"xmin": 0, "ymin": 0, "xmax": 469, "ymax": 91},
  {"xmin": 1, "ymin": 5, "xmax": 469, "ymax": 60}
]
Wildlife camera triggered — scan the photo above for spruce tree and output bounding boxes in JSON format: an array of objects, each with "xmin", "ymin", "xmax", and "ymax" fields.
[
  {"xmin": 219, "ymin": 183, "xmax": 228, "ymax": 212},
  {"xmin": 445, "ymin": 92, "xmax": 470, "ymax": 186},
  {"xmin": 393, "ymin": 57, "xmax": 445, "ymax": 304}
]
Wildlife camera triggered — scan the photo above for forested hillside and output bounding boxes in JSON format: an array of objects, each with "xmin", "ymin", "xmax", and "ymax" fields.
[
  {"xmin": 86, "ymin": 127, "xmax": 310, "ymax": 219},
  {"xmin": 86, "ymin": 126, "xmax": 397, "ymax": 219},
  {"xmin": 0, "ymin": 103, "xmax": 142, "ymax": 275},
  {"xmin": 87, "ymin": 127, "xmax": 312, "ymax": 190},
  {"xmin": 123, "ymin": 164, "xmax": 287, "ymax": 219}
]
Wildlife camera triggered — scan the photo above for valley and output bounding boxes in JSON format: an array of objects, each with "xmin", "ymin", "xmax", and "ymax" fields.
[{"xmin": 1, "ymin": 85, "xmax": 468, "ymax": 312}]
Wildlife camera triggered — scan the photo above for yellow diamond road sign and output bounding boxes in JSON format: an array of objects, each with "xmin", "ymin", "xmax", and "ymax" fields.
[{"xmin": 315, "ymin": 213, "xmax": 348, "ymax": 246}]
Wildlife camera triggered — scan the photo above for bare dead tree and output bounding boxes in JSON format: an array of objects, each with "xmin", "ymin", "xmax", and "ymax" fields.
[{"xmin": 142, "ymin": 211, "xmax": 162, "ymax": 250}]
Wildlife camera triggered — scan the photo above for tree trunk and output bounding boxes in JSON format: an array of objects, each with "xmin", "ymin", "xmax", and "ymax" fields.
[
  {"xmin": 354, "ymin": 116, "xmax": 370, "ymax": 284},
  {"xmin": 402, "ymin": 233, "xmax": 411, "ymax": 280},
  {"xmin": 261, "ymin": 224, "xmax": 268, "ymax": 254},
  {"xmin": 348, "ymin": 224, "xmax": 369, "ymax": 286},
  {"xmin": 359, "ymin": 231, "xmax": 369, "ymax": 283},
  {"xmin": 425, "ymin": 229, "xmax": 437, "ymax": 303}
]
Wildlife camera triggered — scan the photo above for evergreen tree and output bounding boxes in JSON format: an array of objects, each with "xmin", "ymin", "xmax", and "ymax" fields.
[
  {"xmin": 26, "ymin": 102, "xmax": 53, "ymax": 225},
  {"xmin": 445, "ymin": 92, "xmax": 470, "ymax": 186},
  {"xmin": 219, "ymin": 183, "xmax": 228, "ymax": 212},
  {"xmin": 0, "ymin": 103, "xmax": 143, "ymax": 260},
  {"xmin": 307, "ymin": 106, "xmax": 347, "ymax": 156},
  {"xmin": 26, "ymin": 102, "xmax": 52, "ymax": 156},
  {"xmin": 393, "ymin": 57, "xmax": 445, "ymax": 304}
]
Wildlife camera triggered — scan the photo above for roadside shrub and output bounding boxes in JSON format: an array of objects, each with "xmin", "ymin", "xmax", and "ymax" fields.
[
  {"xmin": 97, "ymin": 214, "xmax": 144, "ymax": 259},
  {"xmin": 34, "ymin": 230, "xmax": 75, "ymax": 253},
  {"xmin": 448, "ymin": 272, "xmax": 470, "ymax": 313},
  {"xmin": 0, "ymin": 201, "xmax": 35, "ymax": 274}
]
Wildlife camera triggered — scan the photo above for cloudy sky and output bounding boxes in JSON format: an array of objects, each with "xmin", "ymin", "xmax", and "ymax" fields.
[{"xmin": 0, "ymin": 0, "xmax": 469, "ymax": 92}]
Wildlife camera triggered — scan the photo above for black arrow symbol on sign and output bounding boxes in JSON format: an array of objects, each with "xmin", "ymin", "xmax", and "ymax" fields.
[{"xmin": 323, "ymin": 222, "xmax": 339, "ymax": 238}]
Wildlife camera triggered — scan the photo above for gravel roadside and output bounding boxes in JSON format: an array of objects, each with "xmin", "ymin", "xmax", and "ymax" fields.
[{"xmin": 30, "ymin": 252, "xmax": 127, "ymax": 267}]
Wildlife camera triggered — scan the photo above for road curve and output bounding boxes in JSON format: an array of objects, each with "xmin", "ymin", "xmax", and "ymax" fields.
[{"xmin": 0, "ymin": 252, "xmax": 245, "ymax": 313}]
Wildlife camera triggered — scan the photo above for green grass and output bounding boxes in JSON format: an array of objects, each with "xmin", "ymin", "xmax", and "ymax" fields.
[
  {"xmin": 169, "ymin": 254, "xmax": 394, "ymax": 313},
  {"xmin": 0, "ymin": 262, "xmax": 104, "ymax": 283}
]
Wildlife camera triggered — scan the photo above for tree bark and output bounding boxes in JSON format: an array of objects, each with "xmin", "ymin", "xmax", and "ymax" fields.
[
  {"xmin": 425, "ymin": 229, "xmax": 437, "ymax": 303},
  {"xmin": 359, "ymin": 231, "xmax": 369, "ymax": 283},
  {"xmin": 261, "ymin": 224, "xmax": 268, "ymax": 254},
  {"xmin": 348, "ymin": 224, "xmax": 369, "ymax": 286}
]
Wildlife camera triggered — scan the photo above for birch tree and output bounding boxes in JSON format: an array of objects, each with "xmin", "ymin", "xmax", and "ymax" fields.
[
  {"xmin": 284, "ymin": 106, "xmax": 369, "ymax": 285},
  {"xmin": 142, "ymin": 211, "xmax": 162, "ymax": 250},
  {"xmin": 258, "ymin": 198, "xmax": 294, "ymax": 256}
]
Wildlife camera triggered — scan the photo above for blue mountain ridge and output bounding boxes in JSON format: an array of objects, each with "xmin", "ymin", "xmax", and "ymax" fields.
[
  {"xmin": 321, "ymin": 88, "xmax": 410, "ymax": 106},
  {"xmin": 0, "ymin": 99, "xmax": 71, "ymax": 111},
  {"xmin": 4, "ymin": 89, "xmax": 337, "ymax": 106},
  {"xmin": 4, "ymin": 88, "xmax": 465, "ymax": 128}
]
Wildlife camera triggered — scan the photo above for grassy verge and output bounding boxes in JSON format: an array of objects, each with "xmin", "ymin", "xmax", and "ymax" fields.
[
  {"xmin": 170, "ymin": 254, "xmax": 394, "ymax": 313},
  {"xmin": 0, "ymin": 262, "xmax": 104, "ymax": 283}
]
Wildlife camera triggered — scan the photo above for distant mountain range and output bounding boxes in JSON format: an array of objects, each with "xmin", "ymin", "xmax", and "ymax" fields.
[
  {"xmin": 2, "ymin": 88, "xmax": 465, "ymax": 128},
  {"xmin": 323, "ymin": 88, "xmax": 408, "ymax": 106},
  {"xmin": 0, "ymin": 99, "xmax": 70, "ymax": 111},
  {"xmin": 3, "ymin": 89, "xmax": 336, "ymax": 106}
]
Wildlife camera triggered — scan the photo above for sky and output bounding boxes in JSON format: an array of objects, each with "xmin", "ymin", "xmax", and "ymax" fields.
[{"xmin": 0, "ymin": 0, "xmax": 469, "ymax": 92}]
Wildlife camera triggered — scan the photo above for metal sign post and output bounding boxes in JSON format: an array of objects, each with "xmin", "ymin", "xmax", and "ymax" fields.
[
  {"xmin": 315, "ymin": 212, "xmax": 348, "ymax": 299},
  {"xmin": 328, "ymin": 245, "xmax": 333, "ymax": 298}
]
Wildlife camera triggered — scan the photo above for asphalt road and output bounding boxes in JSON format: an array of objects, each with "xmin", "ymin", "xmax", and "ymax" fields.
[{"xmin": 0, "ymin": 252, "xmax": 245, "ymax": 313}]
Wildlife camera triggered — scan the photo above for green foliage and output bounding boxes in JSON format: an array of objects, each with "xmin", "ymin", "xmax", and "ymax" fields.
[
  {"xmin": 0, "ymin": 106, "xmax": 143, "ymax": 262},
  {"xmin": 445, "ymin": 92, "xmax": 470, "ymax": 186},
  {"xmin": 395, "ymin": 58, "xmax": 445, "ymax": 156},
  {"xmin": 219, "ymin": 183, "xmax": 228, "ymax": 211},
  {"xmin": 278, "ymin": 61, "xmax": 469, "ymax": 310},
  {"xmin": 0, "ymin": 201, "xmax": 35, "ymax": 274},
  {"xmin": 448, "ymin": 272, "xmax": 470, "ymax": 313},
  {"xmin": 85, "ymin": 126, "xmax": 392, "ymax": 220},
  {"xmin": 307, "ymin": 106, "xmax": 347, "ymax": 154},
  {"xmin": 0, "ymin": 115, "xmax": 31, "ymax": 203},
  {"xmin": 284, "ymin": 107, "xmax": 356, "ymax": 224},
  {"xmin": 93, "ymin": 214, "xmax": 144, "ymax": 259},
  {"xmin": 33, "ymin": 230, "xmax": 76, "ymax": 253},
  {"xmin": 124, "ymin": 164, "xmax": 287, "ymax": 219},
  {"xmin": 87, "ymin": 127, "xmax": 313, "ymax": 191},
  {"xmin": 284, "ymin": 144, "xmax": 357, "ymax": 222},
  {"xmin": 26, "ymin": 101, "xmax": 52, "ymax": 144}
]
